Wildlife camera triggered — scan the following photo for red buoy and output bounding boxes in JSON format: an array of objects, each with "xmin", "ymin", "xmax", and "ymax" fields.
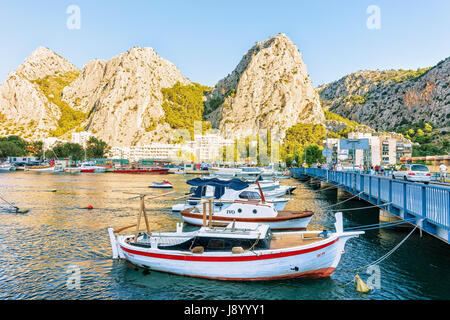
[{"xmin": 87, "ymin": 205, "xmax": 93, "ymax": 210}]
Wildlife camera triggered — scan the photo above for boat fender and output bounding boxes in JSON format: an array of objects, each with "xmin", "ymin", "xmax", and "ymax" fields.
[
  {"xmin": 354, "ymin": 274, "xmax": 371, "ymax": 293},
  {"xmin": 232, "ymin": 247, "xmax": 244, "ymax": 254},
  {"xmin": 191, "ymin": 246, "xmax": 204, "ymax": 254}
]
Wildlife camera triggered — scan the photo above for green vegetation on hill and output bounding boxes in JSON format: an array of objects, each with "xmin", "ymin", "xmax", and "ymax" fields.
[
  {"xmin": 397, "ymin": 120, "xmax": 449, "ymax": 156},
  {"xmin": 324, "ymin": 110, "xmax": 361, "ymax": 138},
  {"xmin": 161, "ymin": 82, "xmax": 212, "ymax": 138},
  {"xmin": 281, "ymin": 123, "xmax": 326, "ymax": 166},
  {"xmin": 32, "ymin": 71, "xmax": 88, "ymax": 137},
  {"xmin": 372, "ymin": 67, "xmax": 432, "ymax": 84}
]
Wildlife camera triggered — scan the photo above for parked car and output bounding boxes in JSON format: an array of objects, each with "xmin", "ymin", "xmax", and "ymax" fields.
[{"xmin": 392, "ymin": 164, "xmax": 431, "ymax": 184}]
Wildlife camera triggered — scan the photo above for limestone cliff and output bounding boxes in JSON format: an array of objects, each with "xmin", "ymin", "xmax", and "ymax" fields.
[
  {"xmin": 0, "ymin": 47, "xmax": 79, "ymax": 140},
  {"xmin": 63, "ymin": 47, "xmax": 190, "ymax": 147},
  {"xmin": 319, "ymin": 57, "xmax": 450, "ymax": 131},
  {"xmin": 204, "ymin": 33, "xmax": 325, "ymax": 140}
]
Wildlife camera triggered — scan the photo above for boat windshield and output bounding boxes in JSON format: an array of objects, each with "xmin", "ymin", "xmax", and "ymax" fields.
[{"xmin": 238, "ymin": 191, "xmax": 261, "ymax": 200}]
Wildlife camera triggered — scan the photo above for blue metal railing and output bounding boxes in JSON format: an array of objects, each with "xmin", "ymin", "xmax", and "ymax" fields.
[{"xmin": 290, "ymin": 168, "xmax": 450, "ymax": 242}]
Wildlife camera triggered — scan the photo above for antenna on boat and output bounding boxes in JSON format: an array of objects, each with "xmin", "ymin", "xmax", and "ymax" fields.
[{"xmin": 255, "ymin": 180, "xmax": 266, "ymax": 204}]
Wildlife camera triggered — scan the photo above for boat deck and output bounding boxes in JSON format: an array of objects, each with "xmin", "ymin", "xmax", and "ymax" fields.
[{"xmin": 269, "ymin": 233, "xmax": 323, "ymax": 249}]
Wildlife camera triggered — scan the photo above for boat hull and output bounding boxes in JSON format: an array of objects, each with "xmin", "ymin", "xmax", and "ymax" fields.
[
  {"xmin": 0, "ymin": 166, "xmax": 16, "ymax": 172},
  {"xmin": 114, "ymin": 168, "xmax": 169, "ymax": 174},
  {"xmin": 180, "ymin": 211, "xmax": 313, "ymax": 231},
  {"xmin": 112, "ymin": 232, "xmax": 353, "ymax": 281},
  {"xmin": 172, "ymin": 198, "xmax": 289, "ymax": 212}
]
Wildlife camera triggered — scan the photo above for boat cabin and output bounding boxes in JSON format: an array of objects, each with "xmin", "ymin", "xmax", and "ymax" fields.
[{"xmin": 135, "ymin": 222, "xmax": 272, "ymax": 252}]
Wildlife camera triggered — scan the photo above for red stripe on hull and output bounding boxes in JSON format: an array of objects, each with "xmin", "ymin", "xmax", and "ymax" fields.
[{"xmin": 120, "ymin": 238, "xmax": 338, "ymax": 262}]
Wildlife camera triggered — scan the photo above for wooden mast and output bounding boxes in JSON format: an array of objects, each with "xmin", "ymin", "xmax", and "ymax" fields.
[
  {"xmin": 121, "ymin": 190, "xmax": 175, "ymax": 243},
  {"xmin": 208, "ymin": 198, "xmax": 213, "ymax": 227}
]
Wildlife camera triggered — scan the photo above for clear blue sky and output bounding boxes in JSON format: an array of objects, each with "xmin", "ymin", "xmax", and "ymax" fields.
[{"xmin": 0, "ymin": 0, "xmax": 449, "ymax": 87}]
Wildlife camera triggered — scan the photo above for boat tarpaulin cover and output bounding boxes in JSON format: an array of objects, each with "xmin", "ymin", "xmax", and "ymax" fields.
[{"xmin": 186, "ymin": 178, "xmax": 249, "ymax": 191}]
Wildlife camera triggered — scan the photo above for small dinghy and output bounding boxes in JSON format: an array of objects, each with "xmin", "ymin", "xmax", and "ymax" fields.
[
  {"xmin": 149, "ymin": 180, "xmax": 173, "ymax": 189},
  {"xmin": 108, "ymin": 195, "xmax": 363, "ymax": 281}
]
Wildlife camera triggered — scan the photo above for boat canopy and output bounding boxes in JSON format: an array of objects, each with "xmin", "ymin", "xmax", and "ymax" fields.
[{"xmin": 187, "ymin": 178, "xmax": 249, "ymax": 190}]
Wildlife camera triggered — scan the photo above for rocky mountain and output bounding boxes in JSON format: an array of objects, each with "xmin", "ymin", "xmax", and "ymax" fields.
[
  {"xmin": 0, "ymin": 35, "xmax": 328, "ymax": 147},
  {"xmin": 204, "ymin": 33, "xmax": 325, "ymax": 140},
  {"xmin": 319, "ymin": 57, "xmax": 450, "ymax": 131},
  {"xmin": 62, "ymin": 47, "xmax": 190, "ymax": 147},
  {"xmin": 0, "ymin": 47, "xmax": 79, "ymax": 140}
]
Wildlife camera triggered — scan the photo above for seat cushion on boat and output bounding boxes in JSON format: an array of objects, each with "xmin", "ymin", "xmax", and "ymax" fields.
[{"xmin": 191, "ymin": 246, "xmax": 204, "ymax": 254}]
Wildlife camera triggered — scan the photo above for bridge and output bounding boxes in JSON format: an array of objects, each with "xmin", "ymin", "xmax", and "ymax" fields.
[{"xmin": 290, "ymin": 168, "xmax": 450, "ymax": 244}]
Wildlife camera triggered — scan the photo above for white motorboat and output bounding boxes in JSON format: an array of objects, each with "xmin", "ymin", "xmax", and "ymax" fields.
[
  {"xmin": 64, "ymin": 167, "xmax": 81, "ymax": 174},
  {"xmin": 172, "ymin": 178, "xmax": 292, "ymax": 212},
  {"xmin": 149, "ymin": 180, "xmax": 173, "ymax": 189},
  {"xmin": 0, "ymin": 163, "xmax": 16, "ymax": 172},
  {"xmin": 108, "ymin": 212, "xmax": 363, "ymax": 281},
  {"xmin": 79, "ymin": 161, "xmax": 106, "ymax": 173}
]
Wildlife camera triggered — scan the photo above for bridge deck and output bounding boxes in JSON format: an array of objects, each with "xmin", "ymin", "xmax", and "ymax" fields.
[{"xmin": 290, "ymin": 168, "xmax": 450, "ymax": 244}]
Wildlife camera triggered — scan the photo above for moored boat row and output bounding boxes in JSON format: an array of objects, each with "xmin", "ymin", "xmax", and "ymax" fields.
[{"xmin": 106, "ymin": 172, "xmax": 363, "ymax": 281}]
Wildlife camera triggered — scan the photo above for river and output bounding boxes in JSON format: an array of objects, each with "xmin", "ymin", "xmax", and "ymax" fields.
[{"xmin": 0, "ymin": 171, "xmax": 449, "ymax": 299}]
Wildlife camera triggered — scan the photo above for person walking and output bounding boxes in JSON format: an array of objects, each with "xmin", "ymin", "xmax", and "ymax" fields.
[{"xmin": 439, "ymin": 162, "xmax": 447, "ymax": 183}]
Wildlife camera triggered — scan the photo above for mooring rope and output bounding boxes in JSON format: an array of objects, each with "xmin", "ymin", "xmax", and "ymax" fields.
[
  {"xmin": 350, "ymin": 222, "xmax": 421, "ymax": 273},
  {"xmin": 326, "ymin": 202, "xmax": 392, "ymax": 212},
  {"xmin": 318, "ymin": 183, "xmax": 345, "ymax": 191},
  {"xmin": 344, "ymin": 217, "xmax": 416, "ymax": 231},
  {"xmin": 331, "ymin": 221, "xmax": 422, "ymax": 291},
  {"xmin": 320, "ymin": 192, "xmax": 364, "ymax": 209}
]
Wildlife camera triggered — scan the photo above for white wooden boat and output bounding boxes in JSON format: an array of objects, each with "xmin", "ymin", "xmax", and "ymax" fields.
[
  {"xmin": 149, "ymin": 180, "xmax": 173, "ymax": 189},
  {"xmin": 24, "ymin": 164, "xmax": 54, "ymax": 172},
  {"xmin": 108, "ymin": 212, "xmax": 363, "ymax": 281},
  {"xmin": 180, "ymin": 198, "xmax": 313, "ymax": 231}
]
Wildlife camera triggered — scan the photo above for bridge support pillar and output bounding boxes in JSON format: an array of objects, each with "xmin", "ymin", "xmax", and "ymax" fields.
[
  {"xmin": 379, "ymin": 209, "xmax": 402, "ymax": 223},
  {"xmin": 337, "ymin": 188, "xmax": 353, "ymax": 199},
  {"xmin": 320, "ymin": 181, "xmax": 334, "ymax": 189}
]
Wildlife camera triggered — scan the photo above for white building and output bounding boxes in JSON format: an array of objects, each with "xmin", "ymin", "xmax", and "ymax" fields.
[
  {"xmin": 71, "ymin": 131, "xmax": 92, "ymax": 147},
  {"xmin": 324, "ymin": 132, "xmax": 412, "ymax": 168},
  {"xmin": 188, "ymin": 134, "xmax": 234, "ymax": 162},
  {"xmin": 109, "ymin": 143, "xmax": 184, "ymax": 162}
]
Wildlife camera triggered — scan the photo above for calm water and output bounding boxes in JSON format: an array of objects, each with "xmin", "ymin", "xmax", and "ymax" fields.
[{"xmin": 0, "ymin": 171, "xmax": 449, "ymax": 300}]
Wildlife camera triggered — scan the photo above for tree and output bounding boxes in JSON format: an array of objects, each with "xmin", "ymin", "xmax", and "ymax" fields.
[
  {"xmin": 85, "ymin": 137, "xmax": 110, "ymax": 159},
  {"xmin": 304, "ymin": 144, "xmax": 325, "ymax": 165},
  {"xmin": 48, "ymin": 142, "xmax": 84, "ymax": 161},
  {"xmin": 0, "ymin": 141, "xmax": 25, "ymax": 158},
  {"xmin": 0, "ymin": 136, "xmax": 28, "ymax": 158}
]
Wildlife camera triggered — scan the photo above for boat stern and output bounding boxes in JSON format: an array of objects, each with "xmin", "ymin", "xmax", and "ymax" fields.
[{"xmin": 107, "ymin": 228, "xmax": 125, "ymax": 259}]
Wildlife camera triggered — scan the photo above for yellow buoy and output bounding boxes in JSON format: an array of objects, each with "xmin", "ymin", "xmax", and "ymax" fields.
[{"xmin": 354, "ymin": 274, "xmax": 371, "ymax": 293}]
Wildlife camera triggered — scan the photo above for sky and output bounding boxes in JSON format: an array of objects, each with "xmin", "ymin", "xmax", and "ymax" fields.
[{"xmin": 0, "ymin": 0, "xmax": 449, "ymax": 87}]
